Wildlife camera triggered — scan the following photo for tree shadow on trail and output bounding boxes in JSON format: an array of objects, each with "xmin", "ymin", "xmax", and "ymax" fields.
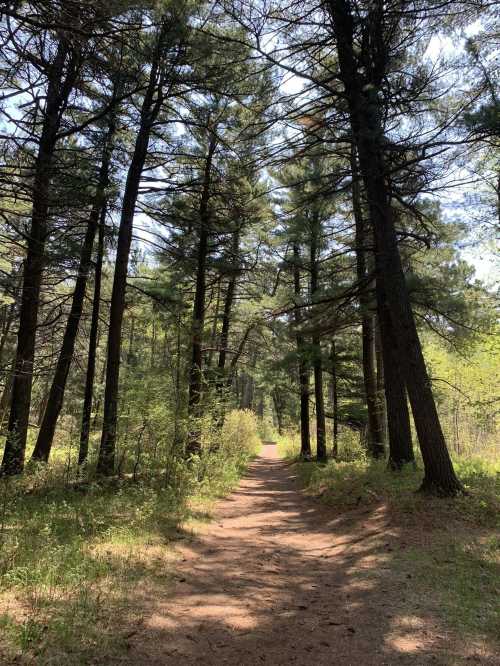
[
  {"xmin": 2, "ymin": 450, "xmax": 496, "ymax": 665},
  {"xmin": 120, "ymin": 451, "xmax": 498, "ymax": 666}
]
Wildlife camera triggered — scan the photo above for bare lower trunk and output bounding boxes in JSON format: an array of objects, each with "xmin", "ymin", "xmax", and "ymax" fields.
[
  {"xmin": 376, "ymin": 280, "xmax": 414, "ymax": 469},
  {"xmin": 1, "ymin": 42, "xmax": 76, "ymax": 475},
  {"xmin": 310, "ymin": 216, "xmax": 326, "ymax": 462},
  {"xmin": 328, "ymin": 0, "xmax": 461, "ymax": 494},
  {"xmin": 0, "ymin": 370, "xmax": 13, "ymax": 429},
  {"xmin": 214, "ymin": 228, "xmax": 240, "ymax": 427},
  {"xmin": 32, "ymin": 124, "xmax": 114, "ymax": 463},
  {"xmin": 98, "ymin": 27, "xmax": 168, "ymax": 475},
  {"xmin": 375, "ymin": 324, "xmax": 388, "ymax": 445},
  {"xmin": 351, "ymin": 145, "xmax": 384, "ymax": 457},
  {"xmin": 187, "ymin": 137, "xmax": 217, "ymax": 455},
  {"xmin": 272, "ymin": 388, "xmax": 285, "ymax": 435},
  {"xmin": 79, "ymin": 206, "xmax": 106, "ymax": 466},
  {"xmin": 330, "ymin": 341, "xmax": 339, "ymax": 459},
  {"xmin": 293, "ymin": 244, "xmax": 311, "ymax": 459},
  {"xmin": 312, "ymin": 342, "xmax": 327, "ymax": 461},
  {"xmin": 0, "ymin": 302, "xmax": 15, "ymax": 367}
]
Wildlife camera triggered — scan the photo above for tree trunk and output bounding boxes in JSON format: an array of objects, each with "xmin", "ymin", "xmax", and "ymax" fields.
[
  {"xmin": 330, "ymin": 340, "xmax": 339, "ymax": 459},
  {"xmin": 272, "ymin": 388, "xmax": 284, "ymax": 435},
  {"xmin": 207, "ymin": 279, "xmax": 221, "ymax": 369},
  {"xmin": 78, "ymin": 205, "xmax": 106, "ymax": 466},
  {"xmin": 97, "ymin": 28, "xmax": 167, "ymax": 475},
  {"xmin": 36, "ymin": 379, "xmax": 49, "ymax": 427},
  {"xmin": 187, "ymin": 136, "xmax": 217, "ymax": 455},
  {"xmin": 351, "ymin": 145, "xmax": 385, "ymax": 457},
  {"xmin": 1, "ymin": 42, "xmax": 77, "ymax": 475},
  {"xmin": 240, "ymin": 355, "xmax": 256, "ymax": 410},
  {"xmin": 213, "ymin": 232, "xmax": 239, "ymax": 428},
  {"xmin": 0, "ymin": 302, "xmax": 16, "ymax": 368},
  {"xmin": 32, "ymin": 123, "xmax": 115, "ymax": 463},
  {"xmin": 376, "ymin": 280, "xmax": 414, "ymax": 469},
  {"xmin": 0, "ymin": 369, "xmax": 13, "ymax": 430},
  {"xmin": 293, "ymin": 243, "xmax": 311, "ymax": 459},
  {"xmin": 150, "ymin": 319, "xmax": 157, "ymax": 369},
  {"xmin": 216, "ymin": 227, "xmax": 240, "ymax": 387},
  {"xmin": 310, "ymin": 215, "xmax": 327, "ymax": 462},
  {"xmin": 328, "ymin": 0, "xmax": 461, "ymax": 494},
  {"xmin": 256, "ymin": 391, "xmax": 264, "ymax": 418},
  {"xmin": 217, "ymin": 276, "xmax": 236, "ymax": 376},
  {"xmin": 375, "ymin": 322, "xmax": 388, "ymax": 445}
]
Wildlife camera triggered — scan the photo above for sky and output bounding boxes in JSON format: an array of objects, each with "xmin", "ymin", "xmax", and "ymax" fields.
[{"xmin": 277, "ymin": 22, "xmax": 499, "ymax": 291}]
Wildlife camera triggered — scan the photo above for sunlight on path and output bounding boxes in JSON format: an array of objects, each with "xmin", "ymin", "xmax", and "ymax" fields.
[{"xmin": 124, "ymin": 445, "xmax": 475, "ymax": 665}]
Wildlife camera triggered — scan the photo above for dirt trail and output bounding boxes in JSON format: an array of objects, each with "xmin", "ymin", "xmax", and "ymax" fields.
[{"xmin": 126, "ymin": 444, "xmax": 487, "ymax": 665}]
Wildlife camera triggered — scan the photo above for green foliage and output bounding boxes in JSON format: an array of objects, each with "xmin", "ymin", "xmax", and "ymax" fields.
[
  {"xmin": 425, "ymin": 332, "xmax": 499, "ymax": 459},
  {"xmin": 0, "ymin": 410, "xmax": 260, "ymax": 663},
  {"xmin": 286, "ymin": 453, "xmax": 499, "ymax": 648}
]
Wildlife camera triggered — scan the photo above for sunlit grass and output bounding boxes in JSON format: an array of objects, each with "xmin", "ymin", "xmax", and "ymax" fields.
[
  {"xmin": 278, "ymin": 429, "xmax": 500, "ymax": 650},
  {"xmin": 0, "ymin": 409, "xmax": 260, "ymax": 664}
]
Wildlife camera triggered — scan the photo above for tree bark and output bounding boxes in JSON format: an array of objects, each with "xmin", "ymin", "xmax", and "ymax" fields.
[
  {"xmin": 351, "ymin": 145, "xmax": 385, "ymax": 457},
  {"xmin": 97, "ymin": 26, "xmax": 168, "ymax": 475},
  {"xmin": 329, "ymin": 340, "xmax": 339, "ymax": 459},
  {"xmin": 216, "ymin": 227, "xmax": 240, "ymax": 383},
  {"xmin": 1, "ymin": 41, "xmax": 78, "ymax": 475},
  {"xmin": 376, "ymin": 279, "xmax": 414, "ymax": 469},
  {"xmin": 310, "ymin": 213, "xmax": 327, "ymax": 462},
  {"xmin": 187, "ymin": 136, "xmax": 217, "ymax": 455},
  {"xmin": 327, "ymin": 0, "xmax": 462, "ymax": 494},
  {"xmin": 293, "ymin": 243, "xmax": 311, "ymax": 459},
  {"xmin": 375, "ymin": 322, "xmax": 388, "ymax": 445},
  {"xmin": 32, "ymin": 122, "xmax": 115, "ymax": 463},
  {"xmin": 0, "ymin": 302, "xmax": 16, "ymax": 368},
  {"xmin": 78, "ymin": 205, "xmax": 106, "ymax": 466},
  {"xmin": 272, "ymin": 388, "xmax": 285, "ymax": 435}
]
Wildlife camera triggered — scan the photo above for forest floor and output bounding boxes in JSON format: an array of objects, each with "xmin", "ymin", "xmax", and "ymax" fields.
[
  {"xmin": 1, "ymin": 442, "xmax": 498, "ymax": 665},
  {"xmin": 120, "ymin": 443, "xmax": 498, "ymax": 666}
]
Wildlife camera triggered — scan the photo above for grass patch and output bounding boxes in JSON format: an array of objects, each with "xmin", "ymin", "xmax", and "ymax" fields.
[
  {"xmin": 0, "ymin": 410, "xmax": 260, "ymax": 664},
  {"xmin": 282, "ymin": 440, "xmax": 499, "ymax": 651}
]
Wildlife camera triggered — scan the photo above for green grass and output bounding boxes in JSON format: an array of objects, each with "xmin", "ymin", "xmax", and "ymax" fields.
[
  {"xmin": 280, "ymin": 433, "xmax": 500, "ymax": 651},
  {"xmin": 0, "ymin": 410, "xmax": 261, "ymax": 664}
]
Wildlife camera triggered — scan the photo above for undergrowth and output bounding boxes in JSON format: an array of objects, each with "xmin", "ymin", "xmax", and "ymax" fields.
[
  {"xmin": 278, "ymin": 428, "xmax": 500, "ymax": 650},
  {"xmin": 0, "ymin": 409, "xmax": 260, "ymax": 665}
]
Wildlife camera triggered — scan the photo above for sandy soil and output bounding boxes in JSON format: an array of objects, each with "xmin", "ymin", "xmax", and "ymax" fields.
[{"xmin": 123, "ymin": 444, "xmax": 496, "ymax": 666}]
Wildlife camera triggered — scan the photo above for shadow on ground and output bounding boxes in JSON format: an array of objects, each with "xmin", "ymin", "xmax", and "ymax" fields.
[{"xmin": 2, "ymin": 445, "xmax": 497, "ymax": 665}]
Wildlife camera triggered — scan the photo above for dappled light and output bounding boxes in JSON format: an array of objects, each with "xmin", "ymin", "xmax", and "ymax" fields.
[{"xmin": 0, "ymin": 0, "xmax": 498, "ymax": 662}]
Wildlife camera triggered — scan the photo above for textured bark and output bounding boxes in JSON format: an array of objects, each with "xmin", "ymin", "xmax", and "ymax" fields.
[
  {"xmin": 0, "ymin": 302, "xmax": 16, "ymax": 367},
  {"xmin": 206, "ymin": 281, "xmax": 220, "ymax": 369},
  {"xmin": 32, "ymin": 123, "xmax": 115, "ymax": 463},
  {"xmin": 351, "ymin": 146, "xmax": 385, "ymax": 457},
  {"xmin": 256, "ymin": 391, "xmax": 264, "ymax": 418},
  {"xmin": 293, "ymin": 244, "xmax": 311, "ymax": 459},
  {"xmin": 376, "ymin": 280, "xmax": 414, "ymax": 469},
  {"xmin": 310, "ymin": 214, "xmax": 326, "ymax": 462},
  {"xmin": 217, "ymin": 277, "xmax": 235, "ymax": 375},
  {"xmin": 328, "ymin": 0, "xmax": 461, "ymax": 494},
  {"xmin": 212, "ymin": 231, "xmax": 240, "ymax": 430},
  {"xmin": 329, "ymin": 341, "xmax": 339, "ymax": 459},
  {"xmin": 217, "ymin": 228, "xmax": 240, "ymax": 381},
  {"xmin": 240, "ymin": 365, "xmax": 256, "ymax": 410},
  {"xmin": 187, "ymin": 137, "xmax": 217, "ymax": 455},
  {"xmin": 98, "ymin": 27, "xmax": 168, "ymax": 475},
  {"xmin": 0, "ymin": 370, "xmax": 13, "ymax": 429},
  {"xmin": 375, "ymin": 323, "xmax": 388, "ymax": 444},
  {"xmin": 1, "ymin": 42, "xmax": 78, "ymax": 475},
  {"xmin": 272, "ymin": 388, "xmax": 285, "ymax": 435},
  {"xmin": 78, "ymin": 206, "xmax": 105, "ymax": 466}
]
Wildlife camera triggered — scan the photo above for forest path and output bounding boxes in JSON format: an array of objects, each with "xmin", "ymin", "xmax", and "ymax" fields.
[{"xmin": 125, "ymin": 444, "xmax": 471, "ymax": 665}]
